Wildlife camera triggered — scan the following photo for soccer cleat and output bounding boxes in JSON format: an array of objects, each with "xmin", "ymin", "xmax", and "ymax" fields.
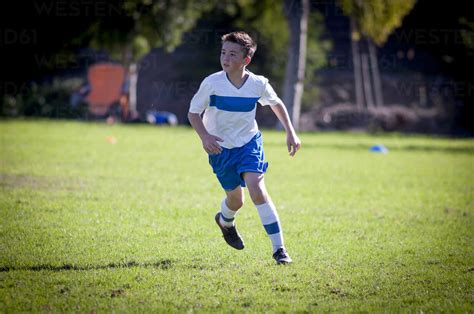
[
  {"xmin": 215, "ymin": 213, "xmax": 245, "ymax": 250},
  {"xmin": 273, "ymin": 247, "xmax": 292, "ymax": 265}
]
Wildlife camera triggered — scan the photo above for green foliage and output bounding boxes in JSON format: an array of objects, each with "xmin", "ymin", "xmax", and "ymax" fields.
[
  {"xmin": 87, "ymin": 20, "xmax": 134, "ymax": 62},
  {"xmin": 340, "ymin": 0, "xmax": 416, "ymax": 45},
  {"xmin": 459, "ymin": 17, "xmax": 474, "ymax": 56},
  {"xmin": 1, "ymin": 120, "xmax": 473, "ymax": 312},
  {"xmin": 86, "ymin": 0, "xmax": 219, "ymax": 62},
  {"xmin": 125, "ymin": 0, "xmax": 217, "ymax": 54},
  {"xmin": 231, "ymin": 0, "xmax": 290, "ymax": 83},
  {"xmin": 1, "ymin": 79, "xmax": 86, "ymax": 119},
  {"xmin": 303, "ymin": 11, "xmax": 332, "ymax": 111},
  {"xmin": 230, "ymin": 1, "xmax": 331, "ymax": 108}
]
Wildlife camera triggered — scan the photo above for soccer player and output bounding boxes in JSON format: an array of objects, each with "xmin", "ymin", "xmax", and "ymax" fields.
[{"xmin": 188, "ymin": 31, "xmax": 301, "ymax": 264}]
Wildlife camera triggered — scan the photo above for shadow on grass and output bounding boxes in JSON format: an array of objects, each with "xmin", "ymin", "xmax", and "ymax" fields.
[
  {"xmin": 0, "ymin": 259, "xmax": 174, "ymax": 272},
  {"xmin": 265, "ymin": 142, "xmax": 474, "ymax": 154}
]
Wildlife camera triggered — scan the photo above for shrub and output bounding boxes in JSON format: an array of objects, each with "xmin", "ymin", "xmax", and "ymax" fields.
[{"xmin": 1, "ymin": 78, "xmax": 87, "ymax": 119}]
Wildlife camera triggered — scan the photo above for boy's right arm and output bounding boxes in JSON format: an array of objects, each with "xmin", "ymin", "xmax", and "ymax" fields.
[{"xmin": 187, "ymin": 112, "xmax": 223, "ymax": 155}]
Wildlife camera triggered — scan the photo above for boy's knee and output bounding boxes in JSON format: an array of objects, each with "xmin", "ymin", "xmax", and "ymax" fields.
[
  {"xmin": 251, "ymin": 194, "xmax": 267, "ymax": 205},
  {"xmin": 248, "ymin": 186, "xmax": 268, "ymax": 205},
  {"xmin": 227, "ymin": 194, "xmax": 244, "ymax": 210}
]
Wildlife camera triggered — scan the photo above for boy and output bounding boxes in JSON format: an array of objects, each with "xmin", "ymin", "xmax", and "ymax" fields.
[{"xmin": 188, "ymin": 31, "xmax": 301, "ymax": 264}]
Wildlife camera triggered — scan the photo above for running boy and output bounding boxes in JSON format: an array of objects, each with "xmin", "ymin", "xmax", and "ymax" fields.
[{"xmin": 188, "ymin": 31, "xmax": 301, "ymax": 264}]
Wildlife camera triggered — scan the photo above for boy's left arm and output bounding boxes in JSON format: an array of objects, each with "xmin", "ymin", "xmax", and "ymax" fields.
[{"xmin": 270, "ymin": 103, "xmax": 301, "ymax": 157}]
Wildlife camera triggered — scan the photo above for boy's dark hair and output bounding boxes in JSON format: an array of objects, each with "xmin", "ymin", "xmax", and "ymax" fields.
[{"xmin": 221, "ymin": 31, "xmax": 257, "ymax": 58}]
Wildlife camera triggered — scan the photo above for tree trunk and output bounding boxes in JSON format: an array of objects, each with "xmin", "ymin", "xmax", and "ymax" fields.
[
  {"xmin": 122, "ymin": 46, "xmax": 138, "ymax": 120},
  {"xmin": 282, "ymin": 0, "xmax": 309, "ymax": 130},
  {"xmin": 361, "ymin": 53, "xmax": 375, "ymax": 108},
  {"xmin": 128, "ymin": 63, "xmax": 138, "ymax": 118},
  {"xmin": 368, "ymin": 38, "xmax": 383, "ymax": 107},
  {"xmin": 350, "ymin": 18, "xmax": 364, "ymax": 108}
]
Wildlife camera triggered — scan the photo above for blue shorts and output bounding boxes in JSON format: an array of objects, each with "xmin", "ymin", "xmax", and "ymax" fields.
[{"xmin": 208, "ymin": 132, "xmax": 268, "ymax": 191}]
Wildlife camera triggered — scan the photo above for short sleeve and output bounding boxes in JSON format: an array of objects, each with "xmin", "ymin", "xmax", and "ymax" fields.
[
  {"xmin": 189, "ymin": 80, "xmax": 213, "ymax": 114},
  {"xmin": 259, "ymin": 81, "xmax": 282, "ymax": 106}
]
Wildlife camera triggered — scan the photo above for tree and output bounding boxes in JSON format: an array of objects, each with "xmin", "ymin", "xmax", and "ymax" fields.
[
  {"xmin": 83, "ymin": 0, "xmax": 218, "ymax": 119},
  {"xmin": 340, "ymin": 0, "xmax": 416, "ymax": 107},
  {"xmin": 229, "ymin": 0, "xmax": 330, "ymax": 130},
  {"xmin": 350, "ymin": 18, "xmax": 364, "ymax": 108},
  {"xmin": 459, "ymin": 17, "xmax": 474, "ymax": 56},
  {"xmin": 79, "ymin": 0, "xmax": 330, "ymax": 126},
  {"xmin": 283, "ymin": 0, "xmax": 309, "ymax": 130},
  {"xmin": 232, "ymin": 0, "xmax": 290, "ymax": 84}
]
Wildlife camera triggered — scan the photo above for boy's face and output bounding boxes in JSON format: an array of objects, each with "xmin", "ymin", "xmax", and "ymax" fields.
[{"xmin": 220, "ymin": 41, "xmax": 250, "ymax": 73}]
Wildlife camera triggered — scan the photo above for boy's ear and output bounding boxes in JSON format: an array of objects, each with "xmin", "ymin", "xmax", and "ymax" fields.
[{"xmin": 244, "ymin": 56, "xmax": 251, "ymax": 65}]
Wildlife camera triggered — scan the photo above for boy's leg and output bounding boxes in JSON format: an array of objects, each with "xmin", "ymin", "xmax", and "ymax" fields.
[
  {"xmin": 215, "ymin": 186, "xmax": 245, "ymax": 250},
  {"xmin": 219, "ymin": 186, "xmax": 245, "ymax": 227},
  {"xmin": 243, "ymin": 172, "xmax": 292, "ymax": 264}
]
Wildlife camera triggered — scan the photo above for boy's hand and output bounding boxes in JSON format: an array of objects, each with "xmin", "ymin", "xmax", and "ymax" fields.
[
  {"xmin": 287, "ymin": 131, "xmax": 301, "ymax": 157},
  {"xmin": 202, "ymin": 134, "xmax": 224, "ymax": 154}
]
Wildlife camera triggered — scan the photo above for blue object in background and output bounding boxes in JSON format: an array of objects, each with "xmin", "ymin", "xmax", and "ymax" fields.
[
  {"xmin": 370, "ymin": 144, "xmax": 389, "ymax": 154},
  {"xmin": 146, "ymin": 110, "xmax": 178, "ymax": 125}
]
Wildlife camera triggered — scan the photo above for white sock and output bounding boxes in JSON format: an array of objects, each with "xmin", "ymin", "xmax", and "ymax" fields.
[
  {"xmin": 219, "ymin": 199, "xmax": 237, "ymax": 227},
  {"xmin": 255, "ymin": 200, "xmax": 284, "ymax": 253}
]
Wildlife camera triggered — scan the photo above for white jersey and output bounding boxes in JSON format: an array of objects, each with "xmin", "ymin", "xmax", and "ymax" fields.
[{"xmin": 189, "ymin": 70, "xmax": 282, "ymax": 149}]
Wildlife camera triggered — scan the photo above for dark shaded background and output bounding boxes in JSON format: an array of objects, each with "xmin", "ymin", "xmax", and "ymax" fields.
[{"xmin": 1, "ymin": 0, "xmax": 472, "ymax": 134}]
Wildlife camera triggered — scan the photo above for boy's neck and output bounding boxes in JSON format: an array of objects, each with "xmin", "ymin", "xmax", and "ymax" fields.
[{"xmin": 226, "ymin": 68, "xmax": 248, "ymax": 88}]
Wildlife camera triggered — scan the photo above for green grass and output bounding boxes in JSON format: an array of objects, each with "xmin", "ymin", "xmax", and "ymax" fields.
[{"xmin": 1, "ymin": 119, "xmax": 473, "ymax": 312}]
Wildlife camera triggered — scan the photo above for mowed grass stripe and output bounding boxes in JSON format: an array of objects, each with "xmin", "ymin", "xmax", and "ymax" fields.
[{"xmin": 0, "ymin": 119, "xmax": 473, "ymax": 312}]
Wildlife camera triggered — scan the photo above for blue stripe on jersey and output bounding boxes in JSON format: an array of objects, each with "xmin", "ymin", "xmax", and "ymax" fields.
[
  {"xmin": 209, "ymin": 95, "xmax": 259, "ymax": 112},
  {"xmin": 263, "ymin": 222, "xmax": 280, "ymax": 235}
]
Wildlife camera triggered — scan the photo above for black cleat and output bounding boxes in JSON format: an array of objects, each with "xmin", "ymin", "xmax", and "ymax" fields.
[
  {"xmin": 215, "ymin": 213, "xmax": 245, "ymax": 250},
  {"xmin": 273, "ymin": 248, "xmax": 292, "ymax": 265}
]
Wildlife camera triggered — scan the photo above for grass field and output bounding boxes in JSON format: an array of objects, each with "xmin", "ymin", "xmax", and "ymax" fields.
[{"xmin": 1, "ymin": 119, "xmax": 473, "ymax": 312}]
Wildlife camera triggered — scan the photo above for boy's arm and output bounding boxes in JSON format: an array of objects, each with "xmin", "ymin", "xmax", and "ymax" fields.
[
  {"xmin": 270, "ymin": 103, "xmax": 301, "ymax": 156},
  {"xmin": 187, "ymin": 112, "xmax": 223, "ymax": 155}
]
